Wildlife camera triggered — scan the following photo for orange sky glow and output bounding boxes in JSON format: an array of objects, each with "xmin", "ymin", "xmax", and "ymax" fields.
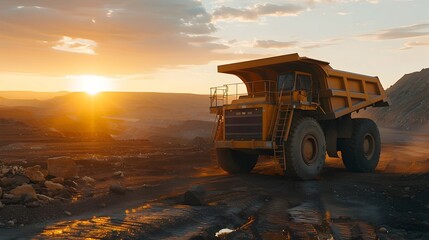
[{"xmin": 0, "ymin": 0, "xmax": 428, "ymax": 94}]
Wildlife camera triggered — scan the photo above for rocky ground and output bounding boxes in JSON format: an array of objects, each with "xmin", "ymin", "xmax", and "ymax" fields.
[{"xmin": 0, "ymin": 129, "xmax": 428, "ymax": 240}]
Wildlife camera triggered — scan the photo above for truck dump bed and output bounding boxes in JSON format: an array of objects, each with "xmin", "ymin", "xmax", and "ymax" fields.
[{"xmin": 217, "ymin": 53, "xmax": 389, "ymax": 119}]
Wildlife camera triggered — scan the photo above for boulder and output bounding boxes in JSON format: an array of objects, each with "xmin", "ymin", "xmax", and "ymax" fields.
[
  {"xmin": 378, "ymin": 227, "xmax": 388, "ymax": 234},
  {"xmin": 57, "ymin": 188, "xmax": 72, "ymax": 199},
  {"xmin": 44, "ymin": 181, "xmax": 64, "ymax": 191},
  {"xmin": 0, "ymin": 177, "xmax": 12, "ymax": 186},
  {"xmin": 81, "ymin": 176, "xmax": 96, "ymax": 185},
  {"xmin": 63, "ymin": 180, "xmax": 78, "ymax": 188},
  {"xmin": 68, "ymin": 187, "xmax": 78, "ymax": 193},
  {"xmin": 47, "ymin": 157, "xmax": 78, "ymax": 179},
  {"xmin": 3, "ymin": 193, "xmax": 14, "ymax": 199},
  {"xmin": 10, "ymin": 184, "xmax": 37, "ymax": 199},
  {"xmin": 37, "ymin": 194, "xmax": 54, "ymax": 202},
  {"xmin": 23, "ymin": 166, "xmax": 45, "ymax": 182},
  {"xmin": 51, "ymin": 177, "xmax": 64, "ymax": 184},
  {"xmin": 40, "ymin": 169, "xmax": 49, "ymax": 177},
  {"xmin": 113, "ymin": 171, "xmax": 124, "ymax": 178},
  {"xmin": 1, "ymin": 175, "xmax": 30, "ymax": 188},
  {"xmin": 109, "ymin": 184, "xmax": 127, "ymax": 195},
  {"xmin": 1, "ymin": 166, "xmax": 10, "ymax": 175},
  {"xmin": 183, "ymin": 185, "xmax": 206, "ymax": 206}
]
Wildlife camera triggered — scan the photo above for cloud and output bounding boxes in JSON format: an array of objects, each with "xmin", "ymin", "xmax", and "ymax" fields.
[
  {"xmin": 310, "ymin": 0, "xmax": 379, "ymax": 3},
  {"xmin": 253, "ymin": 38, "xmax": 341, "ymax": 49},
  {"xmin": 212, "ymin": 3, "xmax": 305, "ymax": 21},
  {"xmin": 52, "ymin": 36, "xmax": 97, "ymax": 55},
  {"xmin": 361, "ymin": 23, "xmax": 429, "ymax": 40},
  {"xmin": 253, "ymin": 40, "xmax": 298, "ymax": 49},
  {"xmin": 337, "ymin": 12, "xmax": 349, "ymax": 16},
  {"xmin": 400, "ymin": 40, "xmax": 429, "ymax": 50},
  {"xmin": 0, "ymin": 0, "xmax": 242, "ymax": 76}
]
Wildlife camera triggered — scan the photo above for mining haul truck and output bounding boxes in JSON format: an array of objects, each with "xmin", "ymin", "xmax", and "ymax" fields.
[{"xmin": 210, "ymin": 53, "xmax": 389, "ymax": 180}]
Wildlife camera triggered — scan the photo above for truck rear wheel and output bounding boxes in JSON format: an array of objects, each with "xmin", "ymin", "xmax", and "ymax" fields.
[
  {"xmin": 216, "ymin": 148, "xmax": 258, "ymax": 174},
  {"xmin": 285, "ymin": 117, "xmax": 326, "ymax": 180},
  {"xmin": 340, "ymin": 118, "xmax": 381, "ymax": 172}
]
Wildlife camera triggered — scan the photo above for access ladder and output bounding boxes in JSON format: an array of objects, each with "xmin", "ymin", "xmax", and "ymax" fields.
[{"xmin": 271, "ymin": 101, "xmax": 294, "ymax": 169}]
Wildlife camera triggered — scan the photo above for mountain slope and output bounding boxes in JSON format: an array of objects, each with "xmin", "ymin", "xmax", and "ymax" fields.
[
  {"xmin": 357, "ymin": 68, "xmax": 429, "ymax": 130},
  {"xmin": 0, "ymin": 92, "xmax": 212, "ymax": 140}
]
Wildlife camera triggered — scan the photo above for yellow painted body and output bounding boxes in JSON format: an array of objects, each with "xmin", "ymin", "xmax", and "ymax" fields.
[{"xmin": 210, "ymin": 53, "xmax": 388, "ymax": 150}]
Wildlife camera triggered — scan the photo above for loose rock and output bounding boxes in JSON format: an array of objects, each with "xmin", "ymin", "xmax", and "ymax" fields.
[
  {"xmin": 3, "ymin": 193, "xmax": 14, "ymax": 199},
  {"xmin": 81, "ymin": 176, "xmax": 96, "ymax": 185},
  {"xmin": 0, "ymin": 201, "xmax": 4, "ymax": 209},
  {"xmin": 37, "ymin": 194, "xmax": 54, "ymax": 202},
  {"xmin": 45, "ymin": 181, "xmax": 64, "ymax": 191},
  {"xmin": 23, "ymin": 193, "xmax": 37, "ymax": 203},
  {"xmin": 378, "ymin": 227, "xmax": 388, "ymax": 234},
  {"xmin": 57, "ymin": 188, "xmax": 72, "ymax": 199},
  {"xmin": 1, "ymin": 166, "xmax": 10, "ymax": 175},
  {"xmin": 64, "ymin": 210, "xmax": 72, "ymax": 216},
  {"xmin": 51, "ymin": 177, "xmax": 64, "ymax": 184},
  {"xmin": 113, "ymin": 171, "xmax": 124, "ymax": 178},
  {"xmin": 68, "ymin": 187, "xmax": 78, "ymax": 193},
  {"xmin": 47, "ymin": 157, "xmax": 78, "ymax": 179},
  {"xmin": 183, "ymin": 185, "xmax": 206, "ymax": 206},
  {"xmin": 24, "ymin": 166, "xmax": 45, "ymax": 182},
  {"xmin": 63, "ymin": 180, "xmax": 78, "ymax": 188},
  {"xmin": 1, "ymin": 175, "xmax": 30, "ymax": 188},
  {"xmin": 10, "ymin": 184, "xmax": 37, "ymax": 199},
  {"xmin": 109, "ymin": 184, "xmax": 127, "ymax": 195}
]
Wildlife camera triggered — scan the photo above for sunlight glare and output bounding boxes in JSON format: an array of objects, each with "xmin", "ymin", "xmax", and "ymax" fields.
[{"xmin": 69, "ymin": 75, "xmax": 112, "ymax": 95}]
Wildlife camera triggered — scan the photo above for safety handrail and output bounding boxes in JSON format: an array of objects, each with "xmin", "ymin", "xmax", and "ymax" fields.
[{"xmin": 209, "ymin": 80, "xmax": 277, "ymax": 108}]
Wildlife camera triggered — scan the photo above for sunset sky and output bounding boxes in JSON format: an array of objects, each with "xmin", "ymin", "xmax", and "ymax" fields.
[{"xmin": 0, "ymin": 0, "xmax": 428, "ymax": 94}]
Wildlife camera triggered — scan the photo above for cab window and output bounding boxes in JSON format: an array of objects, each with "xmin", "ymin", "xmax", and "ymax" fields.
[
  {"xmin": 277, "ymin": 72, "xmax": 295, "ymax": 91},
  {"xmin": 296, "ymin": 74, "xmax": 311, "ymax": 92}
]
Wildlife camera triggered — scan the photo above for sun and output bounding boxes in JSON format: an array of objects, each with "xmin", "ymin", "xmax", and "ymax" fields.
[{"xmin": 70, "ymin": 75, "xmax": 112, "ymax": 95}]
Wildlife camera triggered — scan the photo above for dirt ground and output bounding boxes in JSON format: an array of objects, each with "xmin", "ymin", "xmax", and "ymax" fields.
[{"xmin": 0, "ymin": 128, "xmax": 428, "ymax": 240}]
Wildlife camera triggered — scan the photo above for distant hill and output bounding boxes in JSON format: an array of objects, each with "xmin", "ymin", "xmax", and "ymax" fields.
[
  {"xmin": 0, "ymin": 92, "xmax": 212, "ymax": 140},
  {"xmin": 357, "ymin": 68, "xmax": 429, "ymax": 130},
  {"xmin": 0, "ymin": 91, "xmax": 69, "ymax": 100},
  {"xmin": 0, "ymin": 118, "xmax": 64, "ymax": 146},
  {"xmin": 0, "ymin": 96, "xmax": 42, "ymax": 107}
]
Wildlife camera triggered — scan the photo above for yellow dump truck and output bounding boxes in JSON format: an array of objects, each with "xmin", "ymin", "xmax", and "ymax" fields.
[{"xmin": 210, "ymin": 53, "xmax": 389, "ymax": 180}]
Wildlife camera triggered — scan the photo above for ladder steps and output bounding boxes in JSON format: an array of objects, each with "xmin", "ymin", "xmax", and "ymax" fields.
[{"xmin": 271, "ymin": 104, "xmax": 293, "ymax": 171}]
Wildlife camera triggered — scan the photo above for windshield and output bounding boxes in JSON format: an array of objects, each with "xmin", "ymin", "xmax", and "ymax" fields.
[
  {"xmin": 296, "ymin": 74, "xmax": 311, "ymax": 91},
  {"xmin": 277, "ymin": 72, "xmax": 295, "ymax": 91}
]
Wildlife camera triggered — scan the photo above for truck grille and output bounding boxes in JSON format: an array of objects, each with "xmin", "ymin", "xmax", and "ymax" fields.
[{"xmin": 225, "ymin": 108, "xmax": 263, "ymax": 140}]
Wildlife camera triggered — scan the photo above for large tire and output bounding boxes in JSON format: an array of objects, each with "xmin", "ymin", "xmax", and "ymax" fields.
[
  {"xmin": 216, "ymin": 148, "xmax": 258, "ymax": 174},
  {"xmin": 285, "ymin": 117, "xmax": 326, "ymax": 180},
  {"xmin": 340, "ymin": 118, "xmax": 381, "ymax": 172}
]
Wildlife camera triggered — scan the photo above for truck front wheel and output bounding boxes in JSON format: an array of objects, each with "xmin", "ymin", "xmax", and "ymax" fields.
[
  {"xmin": 340, "ymin": 118, "xmax": 381, "ymax": 172},
  {"xmin": 285, "ymin": 117, "xmax": 326, "ymax": 180},
  {"xmin": 216, "ymin": 148, "xmax": 258, "ymax": 174}
]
